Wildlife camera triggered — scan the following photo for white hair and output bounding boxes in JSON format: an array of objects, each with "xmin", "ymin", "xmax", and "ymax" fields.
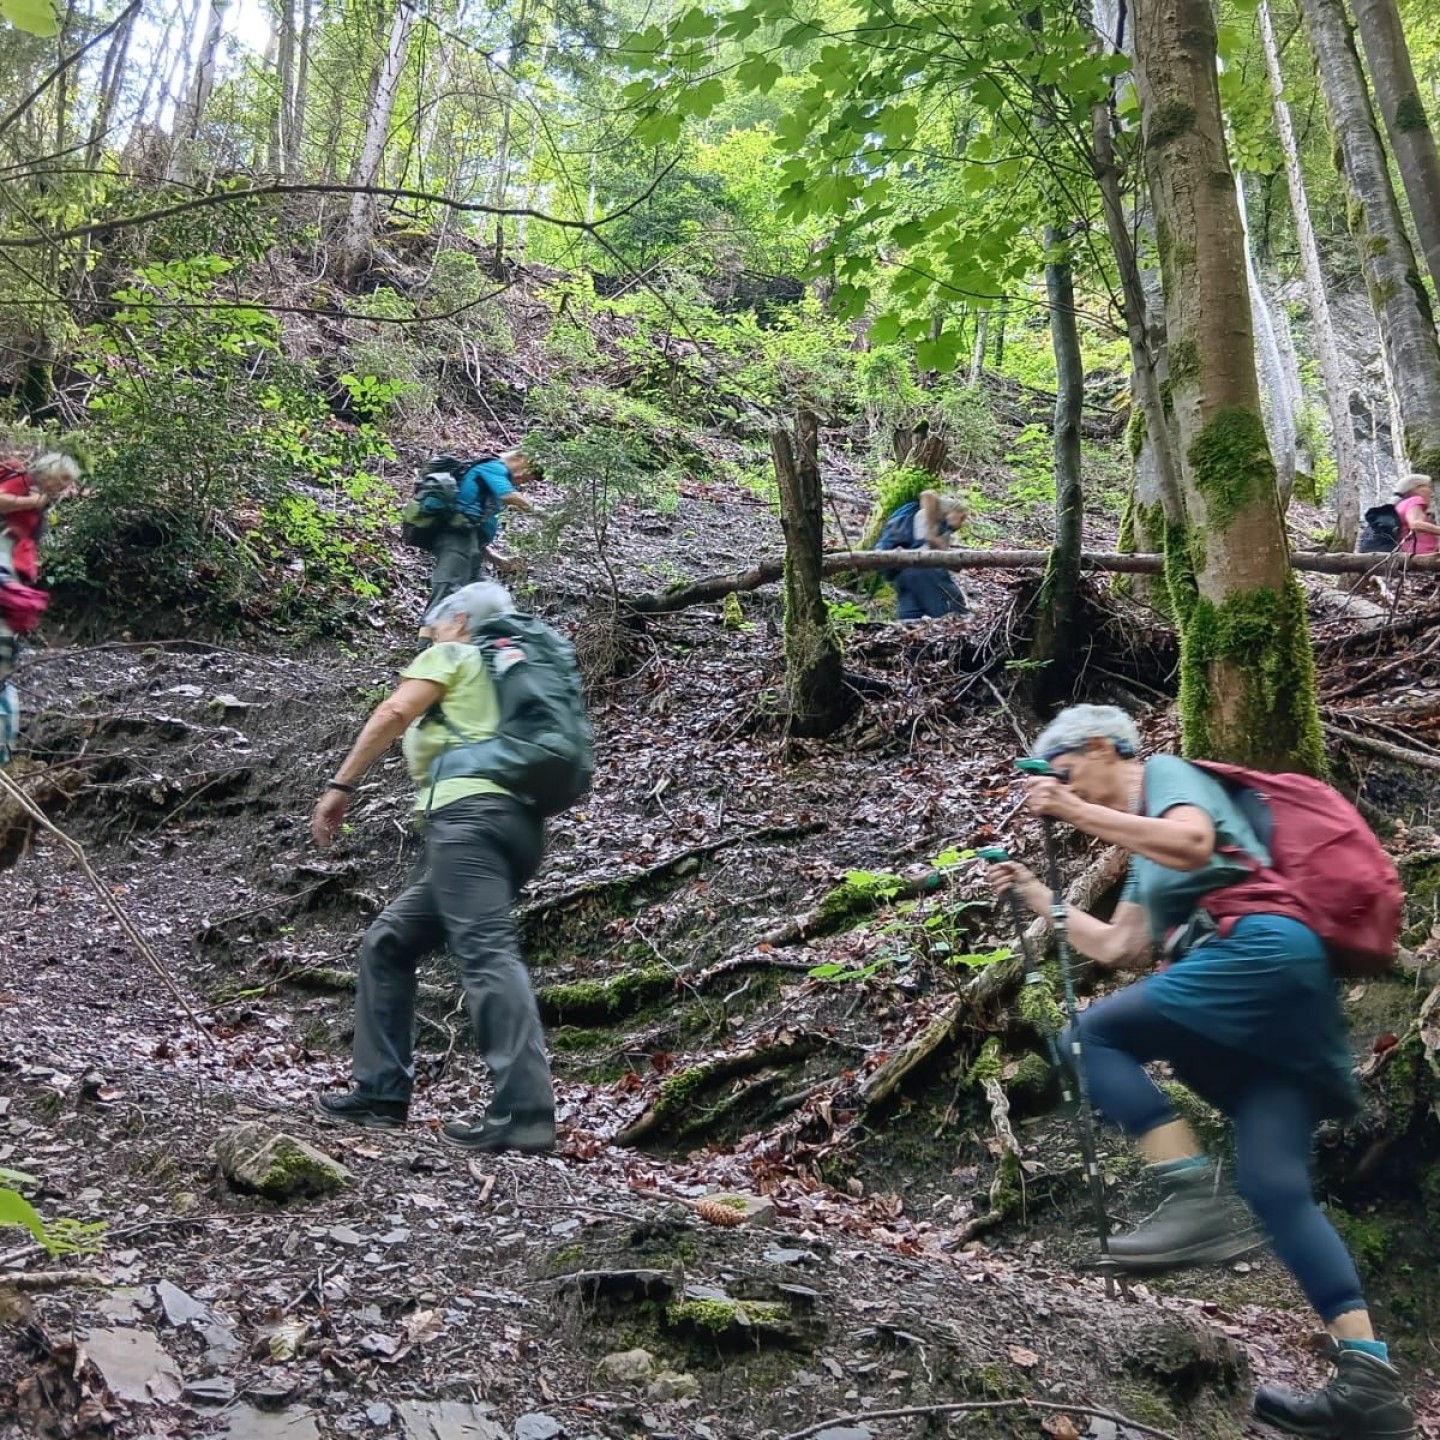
[
  {"xmin": 1395, "ymin": 473, "xmax": 1432, "ymax": 496},
  {"xmin": 29, "ymin": 452, "xmax": 80, "ymax": 486},
  {"xmin": 427, "ymin": 581, "xmax": 514, "ymax": 636},
  {"xmin": 1033, "ymin": 704, "xmax": 1141, "ymax": 761}
]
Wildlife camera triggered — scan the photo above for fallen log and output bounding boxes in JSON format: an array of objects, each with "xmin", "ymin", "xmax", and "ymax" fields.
[
  {"xmin": 624, "ymin": 548, "xmax": 1440, "ymax": 616},
  {"xmin": 1322, "ymin": 721, "xmax": 1440, "ymax": 772}
]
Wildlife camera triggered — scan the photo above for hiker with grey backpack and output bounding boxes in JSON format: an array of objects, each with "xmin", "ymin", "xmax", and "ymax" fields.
[
  {"xmin": 311, "ymin": 581, "xmax": 593, "ymax": 1154},
  {"xmin": 401, "ymin": 450, "xmax": 546, "ymax": 640},
  {"xmin": 984, "ymin": 705, "xmax": 1413, "ymax": 1440}
]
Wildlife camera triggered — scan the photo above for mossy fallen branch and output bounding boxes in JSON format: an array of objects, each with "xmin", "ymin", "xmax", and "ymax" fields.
[
  {"xmin": 537, "ymin": 965, "xmax": 675, "ymax": 1025},
  {"xmin": 616, "ymin": 1031, "xmax": 826, "ymax": 1146}
]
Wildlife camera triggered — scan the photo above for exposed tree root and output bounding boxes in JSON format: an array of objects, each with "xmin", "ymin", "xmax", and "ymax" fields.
[
  {"xmin": 519, "ymin": 820, "xmax": 827, "ymax": 935},
  {"xmin": 615, "ymin": 1031, "xmax": 827, "ymax": 1146}
]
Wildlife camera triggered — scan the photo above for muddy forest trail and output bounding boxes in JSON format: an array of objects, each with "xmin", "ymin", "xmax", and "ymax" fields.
[{"xmin": 2, "ymin": 481, "xmax": 1440, "ymax": 1440}]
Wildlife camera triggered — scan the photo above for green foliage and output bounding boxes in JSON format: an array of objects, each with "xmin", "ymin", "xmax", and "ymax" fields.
[
  {"xmin": 1, "ymin": 0, "xmax": 60, "ymax": 36},
  {"xmin": 0, "ymin": 1187, "xmax": 106, "ymax": 1256},
  {"xmin": 1004, "ymin": 423, "xmax": 1055, "ymax": 506},
  {"xmin": 47, "ymin": 255, "xmax": 396, "ymax": 624}
]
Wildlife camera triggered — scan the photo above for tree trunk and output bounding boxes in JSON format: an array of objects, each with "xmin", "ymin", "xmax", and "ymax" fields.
[
  {"xmin": 1299, "ymin": 0, "xmax": 1440, "ymax": 477},
  {"xmin": 772, "ymin": 413, "xmax": 851, "ymax": 738},
  {"xmin": 167, "ymin": 0, "xmax": 230, "ymax": 181},
  {"xmin": 268, "ymin": 0, "xmax": 297, "ymax": 175},
  {"xmin": 1259, "ymin": 0, "xmax": 1363, "ymax": 549},
  {"xmin": 84, "ymin": 3, "xmax": 135, "ymax": 166},
  {"xmin": 1352, "ymin": 0, "xmax": 1440, "ymax": 300},
  {"xmin": 1028, "ymin": 223, "xmax": 1086, "ymax": 706},
  {"xmin": 339, "ymin": 0, "xmax": 418, "ymax": 278},
  {"xmin": 969, "ymin": 310, "xmax": 989, "ymax": 388},
  {"xmin": 1132, "ymin": 0, "xmax": 1323, "ymax": 771},
  {"xmin": 287, "ymin": 0, "xmax": 311, "ymax": 175}
]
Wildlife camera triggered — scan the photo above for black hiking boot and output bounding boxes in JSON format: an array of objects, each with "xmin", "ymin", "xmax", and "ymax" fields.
[
  {"xmin": 1253, "ymin": 1346, "xmax": 1415, "ymax": 1439},
  {"xmin": 1105, "ymin": 1162, "xmax": 1265, "ymax": 1272},
  {"xmin": 312, "ymin": 1090, "xmax": 408, "ymax": 1130},
  {"xmin": 440, "ymin": 1111, "xmax": 556, "ymax": 1154}
]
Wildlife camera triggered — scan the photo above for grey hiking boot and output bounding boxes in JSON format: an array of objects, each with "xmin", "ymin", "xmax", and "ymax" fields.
[
  {"xmin": 1106, "ymin": 1161, "xmax": 1265, "ymax": 1272},
  {"xmin": 1253, "ymin": 1346, "xmax": 1415, "ymax": 1439},
  {"xmin": 440, "ymin": 1110, "xmax": 556, "ymax": 1154}
]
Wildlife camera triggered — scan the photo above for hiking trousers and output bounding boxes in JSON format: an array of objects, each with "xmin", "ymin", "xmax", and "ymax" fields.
[
  {"xmin": 425, "ymin": 527, "xmax": 487, "ymax": 622},
  {"xmin": 894, "ymin": 567, "xmax": 968, "ymax": 620},
  {"xmin": 351, "ymin": 794, "xmax": 554, "ymax": 1120}
]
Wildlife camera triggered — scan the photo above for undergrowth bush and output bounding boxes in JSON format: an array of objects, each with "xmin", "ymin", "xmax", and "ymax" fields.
[{"xmin": 45, "ymin": 254, "xmax": 398, "ymax": 628}]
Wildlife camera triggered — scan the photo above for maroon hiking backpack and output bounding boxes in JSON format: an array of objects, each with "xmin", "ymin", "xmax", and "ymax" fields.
[{"xmin": 1188, "ymin": 760, "xmax": 1403, "ymax": 978}]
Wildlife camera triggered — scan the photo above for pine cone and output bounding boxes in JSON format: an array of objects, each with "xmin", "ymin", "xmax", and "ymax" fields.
[{"xmin": 693, "ymin": 1197, "xmax": 745, "ymax": 1227}]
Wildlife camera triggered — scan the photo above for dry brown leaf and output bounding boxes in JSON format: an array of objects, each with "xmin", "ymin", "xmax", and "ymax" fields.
[
  {"xmin": 1040, "ymin": 1413, "xmax": 1080, "ymax": 1440},
  {"xmin": 1007, "ymin": 1344, "xmax": 1040, "ymax": 1369}
]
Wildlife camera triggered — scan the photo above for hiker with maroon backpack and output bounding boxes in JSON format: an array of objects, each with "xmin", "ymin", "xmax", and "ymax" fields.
[
  {"xmin": 0, "ymin": 452, "xmax": 81, "ymax": 763},
  {"xmin": 985, "ymin": 704, "xmax": 1413, "ymax": 1440}
]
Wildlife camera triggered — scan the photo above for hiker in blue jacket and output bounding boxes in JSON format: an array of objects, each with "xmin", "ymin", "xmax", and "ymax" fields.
[
  {"xmin": 876, "ymin": 489, "xmax": 970, "ymax": 620},
  {"xmin": 421, "ymin": 450, "xmax": 544, "ymax": 638},
  {"xmin": 985, "ymin": 704, "xmax": 1413, "ymax": 1440}
]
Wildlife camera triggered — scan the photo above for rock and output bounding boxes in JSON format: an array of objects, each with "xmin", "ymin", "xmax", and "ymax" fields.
[
  {"xmin": 596, "ymin": 1348, "xmax": 657, "ymax": 1385},
  {"xmin": 221, "ymin": 1405, "xmax": 321, "ymax": 1440},
  {"xmin": 813, "ymin": 1429, "xmax": 873, "ymax": 1440},
  {"xmin": 157, "ymin": 1278, "xmax": 210, "ymax": 1327},
  {"xmin": 329, "ymin": 1224, "xmax": 364, "ymax": 1247},
  {"xmin": 398, "ymin": 1400, "xmax": 506, "ymax": 1440},
  {"xmin": 699, "ymin": 1191, "xmax": 775, "ymax": 1226},
  {"xmin": 84, "ymin": 1327, "xmax": 182, "ymax": 1404},
  {"xmin": 646, "ymin": 1372, "xmax": 700, "ymax": 1402},
  {"xmin": 215, "ymin": 1123, "xmax": 351, "ymax": 1201},
  {"xmin": 184, "ymin": 1376, "xmax": 237, "ymax": 1405},
  {"xmin": 514, "ymin": 1415, "xmax": 564, "ymax": 1440},
  {"xmin": 367, "ymin": 1403, "xmax": 394, "ymax": 1427}
]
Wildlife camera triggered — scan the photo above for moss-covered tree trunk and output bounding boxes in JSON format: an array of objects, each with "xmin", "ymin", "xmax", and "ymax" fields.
[
  {"xmin": 773, "ymin": 412, "xmax": 851, "ymax": 737},
  {"xmin": 1028, "ymin": 223, "xmax": 1085, "ymax": 707},
  {"xmin": 1351, "ymin": 0, "xmax": 1440, "ymax": 301},
  {"xmin": 1132, "ymin": 0, "xmax": 1323, "ymax": 771},
  {"xmin": 1299, "ymin": 0, "xmax": 1440, "ymax": 479}
]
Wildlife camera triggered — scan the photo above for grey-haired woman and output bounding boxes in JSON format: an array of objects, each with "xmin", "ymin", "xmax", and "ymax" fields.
[
  {"xmin": 986, "ymin": 704, "xmax": 1411, "ymax": 1440},
  {"xmin": 310, "ymin": 581, "xmax": 555, "ymax": 1154}
]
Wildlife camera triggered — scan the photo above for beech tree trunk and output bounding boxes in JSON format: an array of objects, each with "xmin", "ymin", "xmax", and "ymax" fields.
[
  {"xmin": 1299, "ymin": 0, "xmax": 1440, "ymax": 477},
  {"xmin": 340, "ymin": 0, "xmax": 418, "ymax": 277},
  {"xmin": 1258, "ymin": 0, "xmax": 1363, "ymax": 550},
  {"xmin": 288, "ymin": 0, "xmax": 312, "ymax": 175},
  {"xmin": 1132, "ymin": 0, "xmax": 1323, "ymax": 771},
  {"xmin": 167, "ymin": 0, "xmax": 230, "ymax": 181},
  {"xmin": 84, "ymin": 5, "xmax": 136, "ymax": 166},
  {"xmin": 1352, "ymin": 0, "xmax": 1440, "ymax": 300},
  {"xmin": 268, "ymin": 0, "xmax": 297, "ymax": 175},
  {"xmin": 772, "ymin": 413, "xmax": 851, "ymax": 738}
]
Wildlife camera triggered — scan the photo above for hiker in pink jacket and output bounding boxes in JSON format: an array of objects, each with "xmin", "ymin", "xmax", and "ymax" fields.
[{"xmin": 1395, "ymin": 473, "xmax": 1440, "ymax": 556}]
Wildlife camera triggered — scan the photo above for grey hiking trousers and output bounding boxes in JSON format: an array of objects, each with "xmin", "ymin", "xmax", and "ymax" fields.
[
  {"xmin": 351, "ymin": 794, "xmax": 553, "ymax": 1119},
  {"xmin": 425, "ymin": 527, "xmax": 486, "ymax": 622}
]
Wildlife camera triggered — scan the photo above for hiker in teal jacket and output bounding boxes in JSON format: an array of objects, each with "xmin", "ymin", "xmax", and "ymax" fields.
[
  {"xmin": 421, "ymin": 451, "xmax": 543, "ymax": 638},
  {"xmin": 985, "ymin": 704, "xmax": 1412, "ymax": 1440}
]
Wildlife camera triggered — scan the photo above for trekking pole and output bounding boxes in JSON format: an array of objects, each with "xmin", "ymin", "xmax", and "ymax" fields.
[
  {"xmin": 974, "ymin": 846, "xmax": 1069, "ymax": 1086},
  {"xmin": 1013, "ymin": 758, "xmax": 1116, "ymax": 1290}
]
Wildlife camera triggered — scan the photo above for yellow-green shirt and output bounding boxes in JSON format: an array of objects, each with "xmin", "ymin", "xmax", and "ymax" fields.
[{"xmin": 400, "ymin": 642, "xmax": 511, "ymax": 812}]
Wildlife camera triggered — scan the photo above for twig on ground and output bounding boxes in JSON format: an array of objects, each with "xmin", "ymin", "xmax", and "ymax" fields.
[
  {"xmin": 1322, "ymin": 721, "xmax": 1440, "ymax": 772},
  {"xmin": 1, "ymin": 1270, "xmax": 112, "ymax": 1291},
  {"xmin": 779, "ymin": 1397, "xmax": 1180, "ymax": 1440},
  {"xmin": 0, "ymin": 768, "xmax": 214, "ymax": 1044}
]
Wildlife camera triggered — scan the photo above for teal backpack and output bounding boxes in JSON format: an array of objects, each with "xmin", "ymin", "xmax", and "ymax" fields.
[{"xmin": 428, "ymin": 614, "xmax": 595, "ymax": 818}]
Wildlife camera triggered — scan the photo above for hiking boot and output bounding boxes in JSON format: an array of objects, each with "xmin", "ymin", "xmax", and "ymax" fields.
[
  {"xmin": 312, "ymin": 1090, "xmax": 408, "ymax": 1130},
  {"xmin": 440, "ymin": 1111, "xmax": 556, "ymax": 1154},
  {"xmin": 1106, "ymin": 1161, "xmax": 1265, "ymax": 1272},
  {"xmin": 1253, "ymin": 1347, "xmax": 1415, "ymax": 1439}
]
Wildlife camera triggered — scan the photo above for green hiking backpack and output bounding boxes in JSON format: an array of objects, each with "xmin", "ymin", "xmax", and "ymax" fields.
[
  {"xmin": 428, "ymin": 613, "xmax": 595, "ymax": 818},
  {"xmin": 400, "ymin": 464, "xmax": 464, "ymax": 550}
]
